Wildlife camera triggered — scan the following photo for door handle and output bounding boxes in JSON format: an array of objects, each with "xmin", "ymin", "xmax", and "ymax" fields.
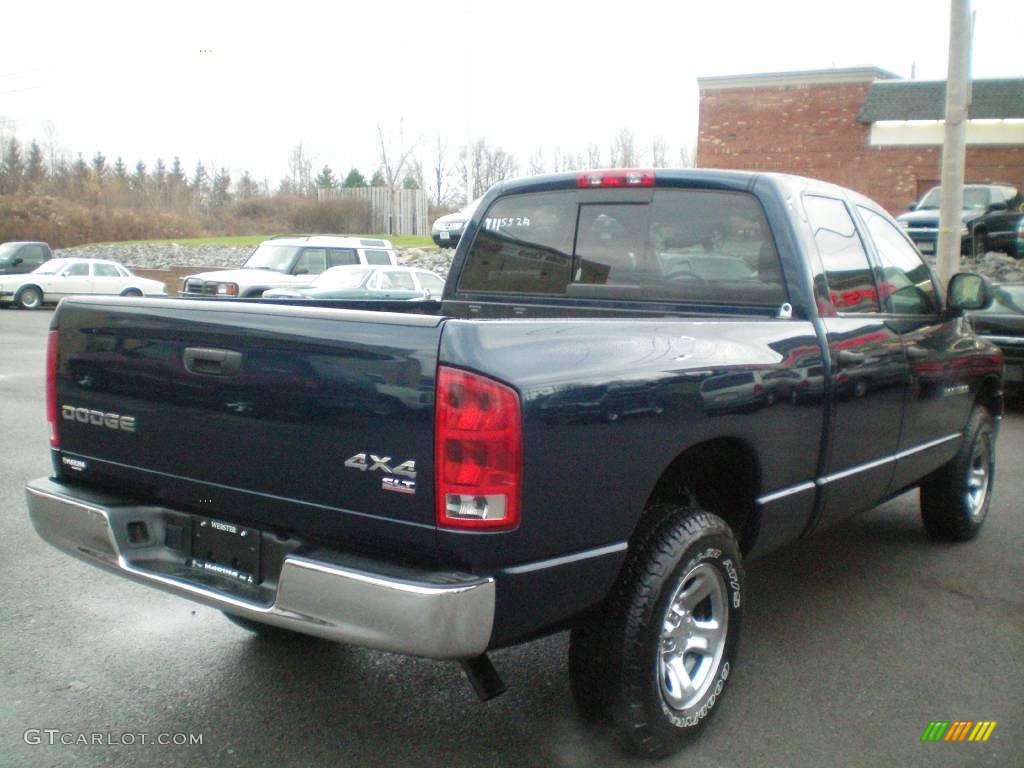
[
  {"xmin": 836, "ymin": 350, "xmax": 866, "ymax": 365},
  {"xmin": 183, "ymin": 347, "xmax": 243, "ymax": 377}
]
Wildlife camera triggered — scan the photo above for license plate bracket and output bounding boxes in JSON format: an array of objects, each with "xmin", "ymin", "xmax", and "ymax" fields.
[{"xmin": 190, "ymin": 516, "xmax": 261, "ymax": 585}]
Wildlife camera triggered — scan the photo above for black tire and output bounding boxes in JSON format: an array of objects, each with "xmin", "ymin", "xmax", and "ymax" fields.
[
  {"xmin": 569, "ymin": 503, "xmax": 743, "ymax": 758},
  {"xmin": 920, "ymin": 406, "xmax": 995, "ymax": 541},
  {"xmin": 223, "ymin": 611, "xmax": 332, "ymax": 643},
  {"xmin": 16, "ymin": 286, "xmax": 43, "ymax": 310},
  {"xmin": 973, "ymin": 229, "xmax": 987, "ymax": 258},
  {"xmin": 121, "ymin": 288, "xmax": 142, "ymax": 297}
]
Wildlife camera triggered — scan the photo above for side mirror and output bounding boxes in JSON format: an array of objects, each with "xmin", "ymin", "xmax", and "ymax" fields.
[
  {"xmin": 11, "ymin": 256, "xmax": 23, "ymax": 266},
  {"xmin": 947, "ymin": 272, "xmax": 993, "ymax": 314},
  {"xmin": 908, "ymin": 202, "xmax": 918, "ymax": 211}
]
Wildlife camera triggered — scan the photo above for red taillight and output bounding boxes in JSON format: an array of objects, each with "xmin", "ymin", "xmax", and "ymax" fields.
[
  {"xmin": 435, "ymin": 366, "xmax": 522, "ymax": 531},
  {"xmin": 577, "ymin": 169, "xmax": 655, "ymax": 188},
  {"xmin": 46, "ymin": 330, "xmax": 59, "ymax": 448}
]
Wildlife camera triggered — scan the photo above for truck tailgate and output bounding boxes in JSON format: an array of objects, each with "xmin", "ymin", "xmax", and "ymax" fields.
[{"xmin": 51, "ymin": 297, "xmax": 443, "ymax": 550}]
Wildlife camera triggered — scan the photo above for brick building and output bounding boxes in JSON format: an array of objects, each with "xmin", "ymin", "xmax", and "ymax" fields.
[{"xmin": 696, "ymin": 67, "xmax": 1024, "ymax": 214}]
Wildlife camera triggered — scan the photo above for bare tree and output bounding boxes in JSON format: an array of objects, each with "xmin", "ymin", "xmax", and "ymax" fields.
[
  {"xmin": 459, "ymin": 139, "xmax": 518, "ymax": 199},
  {"xmin": 376, "ymin": 122, "xmax": 422, "ymax": 233},
  {"xmin": 679, "ymin": 144, "xmax": 696, "ymax": 168},
  {"xmin": 609, "ymin": 128, "xmax": 637, "ymax": 167},
  {"xmin": 586, "ymin": 143, "xmax": 603, "ymax": 169},
  {"xmin": 527, "ymin": 149, "xmax": 546, "ymax": 176},
  {"xmin": 288, "ymin": 142, "xmax": 314, "ymax": 196},
  {"xmin": 650, "ymin": 135, "xmax": 668, "ymax": 168},
  {"xmin": 429, "ymin": 135, "xmax": 455, "ymax": 207}
]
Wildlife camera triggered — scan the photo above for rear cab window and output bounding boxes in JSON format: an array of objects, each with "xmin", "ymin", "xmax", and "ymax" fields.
[{"xmin": 454, "ymin": 188, "xmax": 786, "ymax": 309}]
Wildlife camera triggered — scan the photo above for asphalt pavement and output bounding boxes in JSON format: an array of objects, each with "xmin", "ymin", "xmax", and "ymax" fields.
[{"xmin": 1, "ymin": 308, "xmax": 1021, "ymax": 768}]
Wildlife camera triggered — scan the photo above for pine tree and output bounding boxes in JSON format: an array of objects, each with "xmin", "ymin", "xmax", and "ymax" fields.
[
  {"xmin": 211, "ymin": 167, "xmax": 231, "ymax": 206},
  {"xmin": 26, "ymin": 141, "xmax": 46, "ymax": 190},
  {"xmin": 342, "ymin": 167, "xmax": 368, "ymax": 188},
  {"xmin": 236, "ymin": 170, "xmax": 257, "ymax": 199},
  {"xmin": 131, "ymin": 160, "xmax": 147, "ymax": 195},
  {"xmin": 1, "ymin": 138, "xmax": 25, "ymax": 194},
  {"xmin": 369, "ymin": 169, "xmax": 386, "ymax": 187},
  {"xmin": 315, "ymin": 164, "xmax": 337, "ymax": 189}
]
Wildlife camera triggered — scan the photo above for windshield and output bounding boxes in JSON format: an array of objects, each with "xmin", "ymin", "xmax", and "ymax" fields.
[
  {"xmin": 314, "ymin": 267, "xmax": 372, "ymax": 288},
  {"xmin": 918, "ymin": 187, "xmax": 991, "ymax": 210},
  {"xmin": 33, "ymin": 259, "xmax": 68, "ymax": 275},
  {"xmin": 243, "ymin": 244, "xmax": 300, "ymax": 272}
]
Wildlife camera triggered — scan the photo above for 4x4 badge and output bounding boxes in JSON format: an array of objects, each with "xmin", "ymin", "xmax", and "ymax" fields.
[{"xmin": 344, "ymin": 453, "xmax": 417, "ymax": 478}]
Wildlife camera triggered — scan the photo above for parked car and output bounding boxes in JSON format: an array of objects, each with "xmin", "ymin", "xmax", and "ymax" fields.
[
  {"xmin": 181, "ymin": 235, "xmax": 399, "ymax": 298},
  {"xmin": 262, "ymin": 265, "xmax": 445, "ymax": 300},
  {"xmin": 0, "ymin": 241, "xmax": 54, "ymax": 275},
  {"xmin": 969, "ymin": 282, "xmax": 1024, "ymax": 394},
  {"xmin": 896, "ymin": 184, "xmax": 1022, "ymax": 256},
  {"xmin": 969, "ymin": 190, "xmax": 1024, "ymax": 258},
  {"xmin": 431, "ymin": 199, "xmax": 481, "ymax": 248},
  {"xmin": 0, "ymin": 258, "xmax": 166, "ymax": 309}
]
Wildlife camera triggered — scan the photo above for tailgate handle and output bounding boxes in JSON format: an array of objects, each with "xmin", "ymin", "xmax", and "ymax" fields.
[{"xmin": 183, "ymin": 347, "xmax": 242, "ymax": 377}]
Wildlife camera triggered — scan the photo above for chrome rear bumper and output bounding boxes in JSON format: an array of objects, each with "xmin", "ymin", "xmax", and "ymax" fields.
[{"xmin": 26, "ymin": 477, "xmax": 494, "ymax": 659}]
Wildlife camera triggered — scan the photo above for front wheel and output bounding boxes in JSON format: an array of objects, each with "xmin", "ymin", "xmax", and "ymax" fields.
[
  {"xmin": 920, "ymin": 406, "xmax": 995, "ymax": 541},
  {"xmin": 569, "ymin": 503, "xmax": 743, "ymax": 758},
  {"xmin": 16, "ymin": 286, "xmax": 42, "ymax": 310}
]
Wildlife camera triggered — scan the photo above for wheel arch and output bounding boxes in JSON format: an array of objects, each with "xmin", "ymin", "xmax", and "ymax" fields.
[
  {"xmin": 644, "ymin": 437, "xmax": 762, "ymax": 555},
  {"xmin": 976, "ymin": 373, "xmax": 1003, "ymax": 419},
  {"xmin": 15, "ymin": 283, "xmax": 44, "ymax": 303}
]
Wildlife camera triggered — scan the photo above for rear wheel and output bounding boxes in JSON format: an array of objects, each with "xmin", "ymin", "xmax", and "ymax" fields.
[
  {"xmin": 121, "ymin": 288, "xmax": 142, "ymax": 297},
  {"xmin": 920, "ymin": 406, "xmax": 995, "ymax": 541},
  {"xmin": 16, "ymin": 286, "xmax": 42, "ymax": 310},
  {"xmin": 569, "ymin": 502, "xmax": 743, "ymax": 757}
]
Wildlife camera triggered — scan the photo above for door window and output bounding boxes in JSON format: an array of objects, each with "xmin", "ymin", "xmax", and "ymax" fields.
[
  {"xmin": 93, "ymin": 263, "xmax": 121, "ymax": 277},
  {"xmin": 64, "ymin": 263, "xmax": 90, "ymax": 277},
  {"xmin": 858, "ymin": 206, "xmax": 938, "ymax": 315},
  {"xmin": 327, "ymin": 248, "xmax": 358, "ymax": 267},
  {"xmin": 803, "ymin": 195, "xmax": 879, "ymax": 314}
]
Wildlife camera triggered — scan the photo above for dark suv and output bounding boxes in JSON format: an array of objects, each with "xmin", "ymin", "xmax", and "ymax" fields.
[{"xmin": 896, "ymin": 184, "xmax": 1022, "ymax": 257}]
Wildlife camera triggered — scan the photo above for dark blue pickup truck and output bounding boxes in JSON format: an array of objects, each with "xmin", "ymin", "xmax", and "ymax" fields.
[{"xmin": 27, "ymin": 169, "xmax": 1003, "ymax": 757}]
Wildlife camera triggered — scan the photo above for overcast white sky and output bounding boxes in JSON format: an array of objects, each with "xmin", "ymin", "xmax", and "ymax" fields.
[{"xmin": 1, "ymin": 0, "xmax": 1021, "ymax": 192}]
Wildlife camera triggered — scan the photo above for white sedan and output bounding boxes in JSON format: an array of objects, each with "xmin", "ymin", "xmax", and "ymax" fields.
[{"xmin": 0, "ymin": 258, "xmax": 167, "ymax": 309}]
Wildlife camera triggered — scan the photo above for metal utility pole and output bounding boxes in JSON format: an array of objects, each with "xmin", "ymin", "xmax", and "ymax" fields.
[
  {"xmin": 936, "ymin": 0, "xmax": 972, "ymax": 286},
  {"xmin": 465, "ymin": 0, "xmax": 475, "ymax": 205}
]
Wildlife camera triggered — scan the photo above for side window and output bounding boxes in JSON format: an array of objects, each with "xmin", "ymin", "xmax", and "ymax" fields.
[
  {"xmin": 327, "ymin": 248, "xmax": 358, "ymax": 267},
  {"xmin": 363, "ymin": 249, "xmax": 393, "ymax": 265},
  {"xmin": 23, "ymin": 245, "xmax": 45, "ymax": 265},
  {"xmin": 64, "ymin": 263, "xmax": 90, "ymax": 277},
  {"xmin": 93, "ymin": 263, "xmax": 120, "ymax": 277},
  {"xmin": 294, "ymin": 248, "xmax": 327, "ymax": 275},
  {"xmin": 385, "ymin": 271, "xmax": 416, "ymax": 290},
  {"xmin": 803, "ymin": 195, "xmax": 879, "ymax": 314},
  {"xmin": 858, "ymin": 206, "xmax": 938, "ymax": 315}
]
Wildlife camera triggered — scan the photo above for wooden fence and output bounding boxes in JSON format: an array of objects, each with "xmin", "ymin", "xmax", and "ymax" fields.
[{"xmin": 317, "ymin": 187, "xmax": 429, "ymax": 236}]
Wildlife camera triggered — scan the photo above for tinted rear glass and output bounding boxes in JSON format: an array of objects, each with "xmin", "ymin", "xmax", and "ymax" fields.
[
  {"xmin": 364, "ymin": 249, "xmax": 394, "ymax": 265},
  {"xmin": 457, "ymin": 189, "xmax": 785, "ymax": 306}
]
